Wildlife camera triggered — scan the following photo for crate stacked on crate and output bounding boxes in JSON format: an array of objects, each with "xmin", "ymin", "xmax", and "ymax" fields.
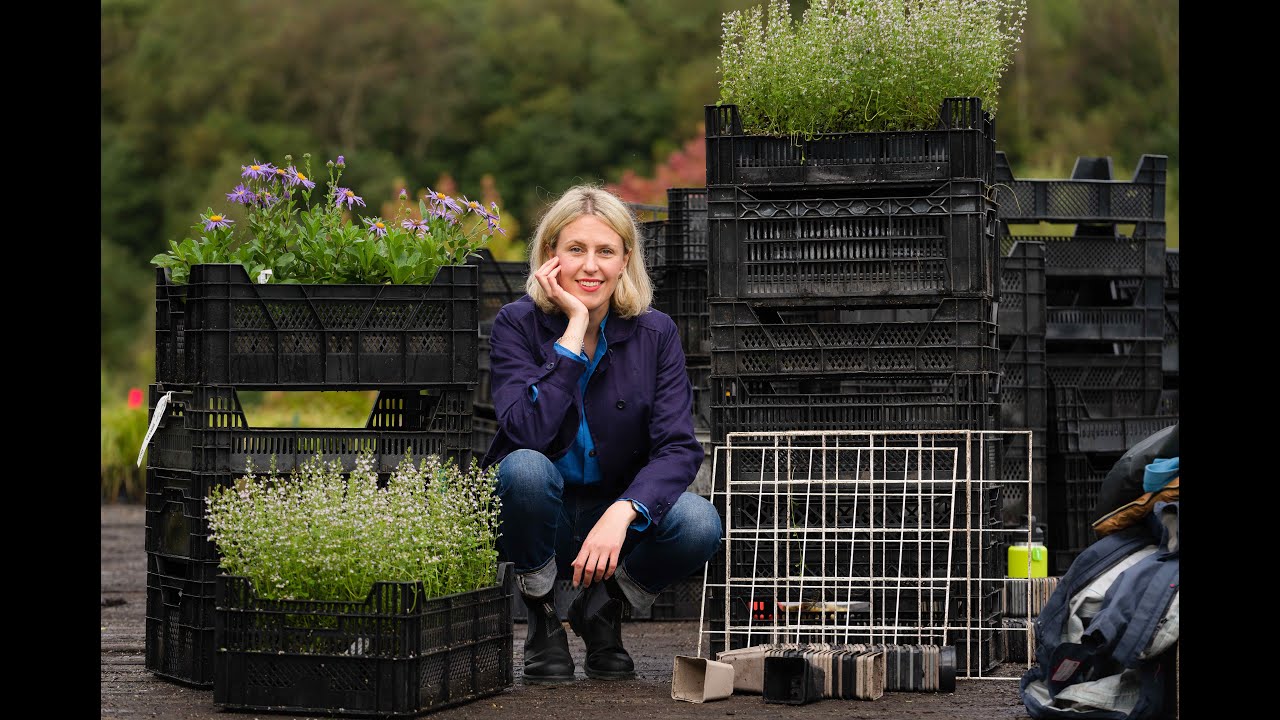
[
  {"xmin": 146, "ymin": 263, "xmax": 479, "ymax": 688},
  {"xmin": 468, "ymin": 249, "xmax": 529, "ymax": 456},
  {"xmin": 645, "ymin": 188, "xmax": 713, "ymax": 433},
  {"xmin": 700, "ymin": 98, "xmax": 1007, "ymax": 673},
  {"xmin": 994, "ymin": 153, "xmax": 1178, "ymax": 575},
  {"xmin": 1162, "ymin": 248, "xmax": 1179, "ymax": 415},
  {"xmin": 996, "ymin": 239, "xmax": 1048, "ymax": 530}
]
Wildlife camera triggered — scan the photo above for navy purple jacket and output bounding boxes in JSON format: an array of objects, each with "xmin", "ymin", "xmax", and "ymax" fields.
[{"xmin": 480, "ymin": 295, "xmax": 703, "ymax": 528}]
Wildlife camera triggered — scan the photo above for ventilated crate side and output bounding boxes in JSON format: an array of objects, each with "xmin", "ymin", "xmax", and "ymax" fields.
[
  {"xmin": 705, "ymin": 98, "xmax": 995, "ymax": 188},
  {"xmin": 711, "ymin": 298, "xmax": 998, "ymax": 378},
  {"xmin": 214, "ymin": 564, "xmax": 514, "ymax": 716},
  {"xmin": 707, "ymin": 182, "xmax": 997, "ymax": 304},
  {"xmin": 155, "ymin": 263, "xmax": 480, "ymax": 388}
]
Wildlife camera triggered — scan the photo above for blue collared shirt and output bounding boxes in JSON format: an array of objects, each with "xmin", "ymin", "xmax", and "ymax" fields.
[{"xmin": 545, "ymin": 314, "xmax": 653, "ymax": 532}]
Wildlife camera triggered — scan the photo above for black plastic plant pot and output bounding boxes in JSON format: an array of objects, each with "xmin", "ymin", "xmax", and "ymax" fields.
[{"xmin": 763, "ymin": 654, "xmax": 821, "ymax": 705}]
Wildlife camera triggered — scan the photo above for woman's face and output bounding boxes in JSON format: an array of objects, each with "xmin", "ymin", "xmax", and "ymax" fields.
[{"xmin": 553, "ymin": 214, "xmax": 629, "ymax": 320}]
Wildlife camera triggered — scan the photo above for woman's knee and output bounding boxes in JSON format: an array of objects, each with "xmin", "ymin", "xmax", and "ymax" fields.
[
  {"xmin": 669, "ymin": 492, "xmax": 723, "ymax": 555},
  {"xmin": 496, "ymin": 449, "xmax": 561, "ymax": 497}
]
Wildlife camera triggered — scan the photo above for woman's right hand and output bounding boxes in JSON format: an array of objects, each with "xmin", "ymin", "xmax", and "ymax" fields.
[{"xmin": 534, "ymin": 256, "xmax": 588, "ymax": 320}]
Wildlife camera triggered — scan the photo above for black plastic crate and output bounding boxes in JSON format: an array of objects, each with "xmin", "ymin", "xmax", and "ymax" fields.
[
  {"xmin": 999, "ymin": 229, "xmax": 1165, "ymax": 280},
  {"xmin": 1165, "ymin": 248, "xmax": 1179, "ymax": 297},
  {"xmin": 1045, "ymin": 340, "xmax": 1163, "ymax": 417},
  {"xmin": 640, "ymin": 219, "xmax": 668, "ymax": 272},
  {"xmin": 705, "ymin": 98, "xmax": 995, "ymax": 188},
  {"xmin": 711, "ymin": 298, "xmax": 998, "ymax": 379},
  {"xmin": 154, "ymin": 270, "xmax": 188, "ymax": 385},
  {"xmin": 155, "ymin": 263, "xmax": 479, "ymax": 388},
  {"xmin": 214, "ymin": 564, "xmax": 515, "ymax": 717},
  {"xmin": 707, "ymin": 182, "xmax": 998, "ymax": 305},
  {"xmin": 476, "ymin": 333, "xmax": 493, "ymax": 413},
  {"xmin": 145, "ymin": 552, "xmax": 221, "ymax": 687},
  {"xmin": 994, "ymin": 152, "xmax": 1167, "ymax": 224},
  {"xmin": 998, "ymin": 240, "xmax": 1046, "ymax": 337},
  {"xmin": 1045, "ymin": 304, "xmax": 1164, "ymax": 342},
  {"xmin": 666, "ymin": 187, "xmax": 709, "ymax": 263},
  {"xmin": 145, "ymin": 384, "xmax": 474, "ymax": 476},
  {"xmin": 711, "ymin": 373, "xmax": 1000, "ymax": 444},
  {"xmin": 994, "ymin": 431, "xmax": 1046, "ymax": 526},
  {"xmin": 471, "ymin": 411, "xmax": 497, "ymax": 459},
  {"xmin": 1047, "ymin": 452, "xmax": 1119, "ymax": 571},
  {"xmin": 1158, "ymin": 389, "xmax": 1178, "ymax": 417},
  {"xmin": 687, "ymin": 363, "xmax": 711, "ymax": 431},
  {"xmin": 469, "ymin": 249, "xmax": 528, "ymax": 335},
  {"xmin": 1163, "ymin": 300, "xmax": 1179, "ymax": 375},
  {"xmin": 145, "ymin": 468, "xmax": 221, "ymax": 562},
  {"xmin": 999, "ymin": 335, "xmax": 1047, "ymax": 432},
  {"xmin": 652, "ymin": 264, "xmax": 711, "ymax": 357},
  {"xmin": 1050, "ymin": 386, "xmax": 1179, "ymax": 455}
]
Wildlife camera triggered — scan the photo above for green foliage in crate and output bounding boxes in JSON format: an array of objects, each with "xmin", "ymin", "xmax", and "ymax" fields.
[
  {"xmin": 207, "ymin": 450, "xmax": 501, "ymax": 601},
  {"xmin": 718, "ymin": 0, "xmax": 1027, "ymax": 136},
  {"xmin": 151, "ymin": 154, "xmax": 503, "ymax": 285}
]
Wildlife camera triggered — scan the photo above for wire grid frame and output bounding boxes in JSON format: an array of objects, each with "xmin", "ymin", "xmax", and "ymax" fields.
[{"xmin": 696, "ymin": 429, "xmax": 1039, "ymax": 680}]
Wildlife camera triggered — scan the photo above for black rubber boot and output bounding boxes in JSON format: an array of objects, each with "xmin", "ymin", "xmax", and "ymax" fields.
[
  {"xmin": 567, "ymin": 577, "xmax": 635, "ymax": 680},
  {"xmin": 521, "ymin": 591, "xmax": 575, "ymax": 684}
]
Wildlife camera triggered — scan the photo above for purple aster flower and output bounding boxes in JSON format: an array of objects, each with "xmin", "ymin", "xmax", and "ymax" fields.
[
  {"xmin": 272, "ymin": 166, "xmax": 291, "ymax": 183},
  {"xmin": 257, "ymin": 190, "xmax": 280, "ymax": 207},
  {"xmin": 284, "ymin": 165, "xmax": 316, "ymax": 190},
  {"xmin": 364, "ymin": 217, "xmax": 389, "ymax": 238},
  {"xmin": 334, "ymin": 187, "xmax": 365, "ymax": 209},
  {"xmin": 460, "ymin": 195, "xmax": 488, "ymax": 217},
  {"xmin": 398, "ymin": 187, "xmax": 409, "ymax": 200},
  {"xmin": 490, "ymin": 201, "xmax": 501, "ymax": 216},
  {"xmin": 226, "ymin": 184, "xmax": 255, "ymax": 205},
  {"xmin": 203, "ymin": 213, "xmax": 234, "ymax": 232},
  {"xmin": 425, "ymin": 188, "xmax": 464, "ymax": 215},
  {"xmin": 241, "ymin": 160, "xmax": 275, "ymax": 180},
  {"xmin": 336, "ymin": 155, "xmax": 345, "ymax": 167}
]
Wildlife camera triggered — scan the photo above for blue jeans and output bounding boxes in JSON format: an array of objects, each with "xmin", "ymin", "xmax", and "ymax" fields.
[{"xmin": 495, "ymin": 448, "xmax": 722, "ymax": 613}]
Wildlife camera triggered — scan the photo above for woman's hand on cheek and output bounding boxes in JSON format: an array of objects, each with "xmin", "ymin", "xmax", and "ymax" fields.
[{"xmin": 535, "ymin": 256, "xmax": 588, "ymax": 319}]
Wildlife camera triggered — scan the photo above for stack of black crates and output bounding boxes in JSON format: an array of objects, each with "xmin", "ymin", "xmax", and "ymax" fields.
[
  {"xmin": 646, "ymin": 188, "xmax": 713, "ymax": 433},
  {"xmin": 469, "ymin": 249, "xmax": 530, "ymax": 457},
  {"xmin": 147, "ymin": 263, "xmax": 480, "ymax": 687},
  {"xmin": 1162, "ymin": 248, "xmax": 1178, "ymax": 415},
  {"xmin": 994, "ymin": 154, "xmax": 1178, "ymax": 574},
  {"xmin": 701, "ymin": 99, "xmax": 1005, "ymax": 672}
]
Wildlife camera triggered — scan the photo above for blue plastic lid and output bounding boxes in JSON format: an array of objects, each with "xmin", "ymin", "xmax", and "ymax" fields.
[{"xmin": 1143, "ymin": 456, "xmax": 1179, "ymax": 493}]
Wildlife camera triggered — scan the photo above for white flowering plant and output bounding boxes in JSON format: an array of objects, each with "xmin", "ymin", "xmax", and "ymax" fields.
[
  {"xmin": 206, "ymin": 450, "xmax": 502, "ymax": 602},
  {"xmin": 718, "ymin": 0, "xmax": 1027, "ymax": 136},
  {"xmin": 151, "ymin": 153, "xmax": 505, "ymax": 286}
]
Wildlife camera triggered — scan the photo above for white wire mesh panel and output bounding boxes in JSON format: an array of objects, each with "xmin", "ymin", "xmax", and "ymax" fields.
[{"xmin": 697, "ymin": 430, "xmax": 1039, "ymax": 680}]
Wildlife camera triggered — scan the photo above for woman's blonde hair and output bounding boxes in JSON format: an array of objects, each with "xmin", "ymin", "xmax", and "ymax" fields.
[{"xmin": 525, "ymin": 184, "xmax": 653, "ymax": 318}]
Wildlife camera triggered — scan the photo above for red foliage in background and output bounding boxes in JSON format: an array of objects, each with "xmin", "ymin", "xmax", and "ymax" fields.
[{"xmin": 607, "ymin": 125, "xmax": 705, "ymax": 206}]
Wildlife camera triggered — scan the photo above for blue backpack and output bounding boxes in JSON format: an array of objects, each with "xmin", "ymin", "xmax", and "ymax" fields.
[{"xmin": 1020, "ymin": 501, "xmax": 1179, "ymax": 719}]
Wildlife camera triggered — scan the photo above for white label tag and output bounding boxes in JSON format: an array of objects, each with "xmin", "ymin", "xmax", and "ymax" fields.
[
  {"xmin": 1050, "ymin": 658, "xmax": 1081, "ymax": 682},
  {"xmin": 136, "ymin": 391, "xmax": 173, "ymax": 467}
]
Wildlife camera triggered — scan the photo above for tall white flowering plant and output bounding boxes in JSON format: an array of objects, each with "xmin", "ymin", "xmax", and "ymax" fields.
[
  {"xmin": 206, "ymin": 450, "xmax": 502, "ymax": 602},
  {"xmin": 718, "ymin": 0, "xmax": 1027, "ymax": 137}
]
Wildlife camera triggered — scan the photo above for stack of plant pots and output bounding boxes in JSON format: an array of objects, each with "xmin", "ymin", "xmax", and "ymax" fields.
[
  {"xmin": 701, "ymin": 99, "xmax": 1005, "ymax": 672},
  {"xmin": 994, "ymin": 154, "xmax": 1178, "ymax": 574},
  {"xmin": 145, "ymin": 262, "xmax": 482, "ymax": 693}
]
